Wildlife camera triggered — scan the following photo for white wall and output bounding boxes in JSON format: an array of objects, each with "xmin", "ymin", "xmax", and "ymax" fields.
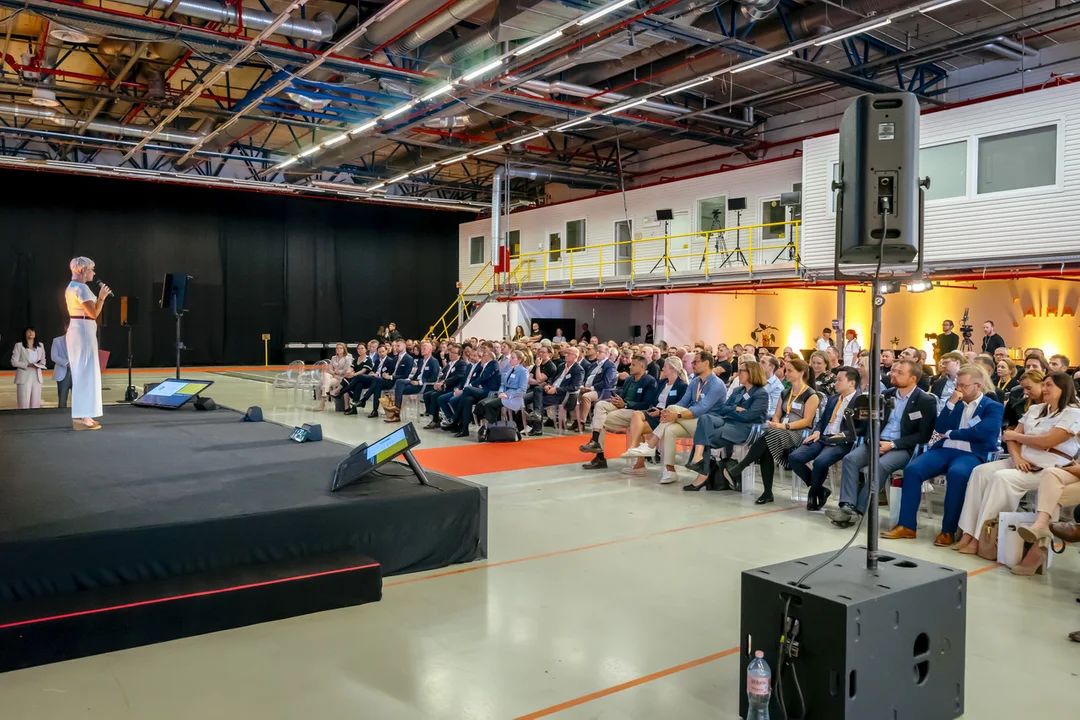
[
  {"xmin": 458, "ymin": 157, "xmax": 803, "ymax": 289},
  {"xmin": 801, "ymin": 82, "xmax": 1080, "ymax": 270}
]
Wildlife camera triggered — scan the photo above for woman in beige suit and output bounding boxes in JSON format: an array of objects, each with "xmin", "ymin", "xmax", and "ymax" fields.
[{"xmin": 11, "ymin": 326, "xmax": 47, "ymax": 409}]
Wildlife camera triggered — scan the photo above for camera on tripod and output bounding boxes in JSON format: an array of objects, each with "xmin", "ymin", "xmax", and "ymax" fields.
[{"xmin": 959, "ymin": 307, "xmax": 973, "ymax": 339}]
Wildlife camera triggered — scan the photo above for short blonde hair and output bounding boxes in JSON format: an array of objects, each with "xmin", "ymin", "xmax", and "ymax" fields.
[
  {"xmin": 959, "ymin": 363, "xmax": 995, "ymax": 396},
  {"xmin": 70, "ymin": 256, "xmax": 95, "ymax": 279}
]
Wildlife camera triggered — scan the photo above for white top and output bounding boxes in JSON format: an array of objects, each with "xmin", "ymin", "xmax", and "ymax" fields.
[
  {"xmin": 816, "ymin": 337, "xmax": 833, "ymax": 352},
  {"xmin": 1018, "ymin": 403, "xmax": 1080, "ymax": 466},
  {"xmin": 65, "ymin": 281, "xmax": 96, "ymax": 316},
  {"xmin": 843, "ymin": 339, "xmax": 861, "ymax": 366},
  {"xmin": 51, "ymin": 335, "xmax": 69, "ymax": 382},
  {"xmin": 656, "ymin": 381, "xmax": 675, "ymax": 409},
  {"xmin": 943, "ymin": 394, "xmax": 984, "ymax": 452}
]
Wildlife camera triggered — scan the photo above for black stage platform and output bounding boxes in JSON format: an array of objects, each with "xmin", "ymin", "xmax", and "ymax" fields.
[{"xmin": 0, "ymin": 405, "xmax": 487, "ymax": 672}]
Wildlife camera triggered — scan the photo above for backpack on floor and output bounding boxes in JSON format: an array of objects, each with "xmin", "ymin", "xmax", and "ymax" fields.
[{"xmin": 483, "ymin": 421, "xmax": 520, "ymax": 443}]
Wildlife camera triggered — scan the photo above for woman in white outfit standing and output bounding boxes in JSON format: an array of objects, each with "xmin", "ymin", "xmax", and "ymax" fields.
[
  {"xmin": 66, "ymin": 256, "xmax": 111, "ymax": 430},
  {"xmin": 11, "ymin": 326, "xmax": 47, "ymax": 409}
]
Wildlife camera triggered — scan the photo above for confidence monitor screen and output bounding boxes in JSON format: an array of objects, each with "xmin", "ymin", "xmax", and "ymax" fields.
[
  {"xmin": 133, "ymin": 379, "xmax": 214, "ymax": 409},
  {"xmin": 331, "ymin": 423, "xmax": 422, "ymax": 492}
]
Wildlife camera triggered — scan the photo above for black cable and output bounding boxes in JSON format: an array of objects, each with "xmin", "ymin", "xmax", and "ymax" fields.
[{"xmin": 775, "ymin": 202, "xmax": 892, "ymax": 720}]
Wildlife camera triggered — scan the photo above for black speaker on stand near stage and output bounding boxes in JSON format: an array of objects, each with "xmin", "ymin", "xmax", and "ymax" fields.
[
  {"xmin": 739, "ymin": 92, "xmax": 964, "ymax": 720},
  {"xmin": 160, "ymin": 273, "xmax": 192, "ymax": 381},
  {"xmin": 120, "ymin": 296, "xmax": 139, "ymax": 402}
]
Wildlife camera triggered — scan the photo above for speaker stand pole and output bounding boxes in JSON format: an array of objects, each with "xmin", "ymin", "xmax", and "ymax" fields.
[
  {"xmin": 171, "ymin": 292, "xmax": 183, "ymax": 380},
  {"xmin": 123, "ymin": 324, "xmax": 137, "ymax": 402},
  {"xmin": 866, "ymin": 289, "xmax": 884, "ymax": 571}
]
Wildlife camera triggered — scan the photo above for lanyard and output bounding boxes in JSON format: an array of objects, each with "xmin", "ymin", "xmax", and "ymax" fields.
[{"xmin": 786, "ymin": 385, "xmax": 804, "ymax": 415}]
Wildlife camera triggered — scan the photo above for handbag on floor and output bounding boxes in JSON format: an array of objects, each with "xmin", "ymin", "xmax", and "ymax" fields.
[
  {"xmin": 483, "ymin": 421, "xmax": 520, "ymax": 443},
  {"xmin": 718, "ymin": 457, "xmax": 742, "ymax": 491},
  {"xmin": 976, "ymin": 518, "xmax": 999, "ymax": 561}
]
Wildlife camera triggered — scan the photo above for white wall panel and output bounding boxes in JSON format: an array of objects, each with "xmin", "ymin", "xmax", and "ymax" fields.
[{"xmin": 801, "ymin": 82, "xmax": 1080, "ymax": 270}]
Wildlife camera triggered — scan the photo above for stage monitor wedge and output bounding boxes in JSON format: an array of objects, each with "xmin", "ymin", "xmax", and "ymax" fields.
[
  {"xmin": 332, "ymin": 423, "xmax": 426, "ymax": 491},
  {"xmin": 133, "ymin": 379, "xmax": 214, "ymax": 409}
]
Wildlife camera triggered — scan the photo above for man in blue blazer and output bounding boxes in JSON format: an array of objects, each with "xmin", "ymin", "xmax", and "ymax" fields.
[
  {"xmin": 448, "ymin": 349, "xmax": 501, "ymax": 437},
  {"xmin": 884, "ymin": 366, "xmax": 1004, "ymax": 545},
  {"xmin": 389, "ymin": 340, "xmax": 441, "ymax": 419},
  {"xmin": 574, "ymin": 345, "xmax": 618, "ymax": 432},
  {"xmin": 788, "ymin": 367, "xmax": 861, "ymax": 510},
  {"xmin": 361, "ymin": 339, "xmax": 415, "ymax": 417},
  {"xmin": 541, "ymin": 346, "xmax": 585, "ymax": 413},
  {"xmin": 438, "ymin": 347, "xmax": 477, "ymax": 430},
  {"xmin": 424, "ymin": 343, "xmax": 467, "ymax": 429}
]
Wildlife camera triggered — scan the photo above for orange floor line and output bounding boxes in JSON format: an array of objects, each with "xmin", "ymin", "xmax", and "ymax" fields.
[
  {"xmin": 514, "ymin": 560, "xmax": 1006, "ymax": 718},
  {"xmin": 412, "ymin": 432, "xmax": 629, "ymax": 476}
]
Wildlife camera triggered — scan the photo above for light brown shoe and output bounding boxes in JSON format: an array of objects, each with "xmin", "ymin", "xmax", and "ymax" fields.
[
  {"xmin": 1011, "ymin": 542, "xmax": 1047, "ymax": 576},
  {"xmin": 1049, "ymin": 522, "xmax": 1080, "ymax": 543},
  {"xmin": 934, "ymin": 532, "xmax": 954, "ymax": 547},
  {"xmin": 880, "ymin": 526, "xmax": 917, "ymax": 540}
]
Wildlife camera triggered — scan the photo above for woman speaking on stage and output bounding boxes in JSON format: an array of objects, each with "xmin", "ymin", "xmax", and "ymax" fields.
[{"xmin": 66, "ymin": 256, "xmax": 111, "ymax": 430}]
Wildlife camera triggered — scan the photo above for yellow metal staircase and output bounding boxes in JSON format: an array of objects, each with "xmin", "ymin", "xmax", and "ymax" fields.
[{"xmin": 425, "ymin": 261, "xmax": 494, "ymax": 342}]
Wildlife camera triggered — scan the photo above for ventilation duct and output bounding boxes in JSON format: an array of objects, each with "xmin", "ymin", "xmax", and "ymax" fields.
[
  {"xmin": 983, "ymin": 36, "xmax": 1038, "ymax": 59},
  {"xmin": 0, "ymin": 102, "xmax": 206, "ymax": 144},
  {"xmin": 105, "ymin": 0, "xmax": 337, "ymax": 42},
  {"xmin": 435, "ymin": 0, "xmax": 551, "ymax": 66},
  {"xmin": 739, "ymin": 0, "xmax": 780, "ymax": 22}
]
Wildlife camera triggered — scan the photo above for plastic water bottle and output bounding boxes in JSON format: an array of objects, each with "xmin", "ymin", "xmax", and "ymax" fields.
[{"xmin": 746, "ymin": 650, "xmax": 772, "ymax": 720}]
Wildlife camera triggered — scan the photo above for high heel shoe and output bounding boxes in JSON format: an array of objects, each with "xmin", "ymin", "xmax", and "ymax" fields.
[
  {"xmin": 1011, "ymin": 539, "xmax": 1048, "ymax": 576},
  {"xmin": 682, "ymin": 478, "xmax": 707, "ymax": 492},
  {"xmin": 1017, "ymin": 524, "xmax": 1052, "ymax": 544},
  {"xmin": 755, "ymin": 493, "xmax": 774, "ymax": 505}
]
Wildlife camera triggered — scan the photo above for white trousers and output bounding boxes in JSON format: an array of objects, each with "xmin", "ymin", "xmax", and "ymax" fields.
[
  {"xmin": 67, "ymin": 319, "xmax": 102, "ymax": 419},
  {"xmin": 654, "ymin": 409, "xmax": 697, "ymax": 466},
  {"xmin": 957, "ymin": 459, "xmax": 1043, "ymax": 537},
  {"xmin": 591, "ymin": 401, "xmax": 634, "ymax": 443},
  {"xmin": 16, "ymin": 380, "xmax": 42, "ymax": 409}
]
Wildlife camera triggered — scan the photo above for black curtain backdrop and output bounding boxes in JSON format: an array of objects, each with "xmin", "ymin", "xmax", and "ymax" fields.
[{"xmin": 0, "ymin": 170, "xmax": 468, "ymax": 367}]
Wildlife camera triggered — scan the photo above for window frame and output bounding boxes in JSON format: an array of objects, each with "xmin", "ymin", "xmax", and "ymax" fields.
[
  {"xmin": 917, "ymin": 138, "xmax": 970, "ymax": 205},
  {"xmin": 468, "ymin": 235, "xmax": 485, "ymax": 266},
  {"xmin": 565, "ymin": 218, "xmax": 587, "ymax": 253},
  {"xmin": 973, "ymin": 120, "xmax": 1063, "ymax": 200}
]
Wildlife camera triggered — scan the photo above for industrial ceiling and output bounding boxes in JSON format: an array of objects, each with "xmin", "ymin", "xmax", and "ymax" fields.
[{"xmin": 0, "ymin": 0, "xmax": 1076, "ymax": 210}]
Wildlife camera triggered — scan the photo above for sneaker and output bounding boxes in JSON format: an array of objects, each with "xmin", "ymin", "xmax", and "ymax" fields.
[
  {"xmin": 621, "ymin": 442, "xmax": 655, "ymax": 459},
  {"xmin": 620, "ymin": 465, "xmax": 647, "ymax": 477},
  {"xmin": 660, "ymin": 468, "xmax": 679, "ymax": 485},
  {"xmin": 579, "ymin": 439, "xmax": 603, "ymax": 454}
]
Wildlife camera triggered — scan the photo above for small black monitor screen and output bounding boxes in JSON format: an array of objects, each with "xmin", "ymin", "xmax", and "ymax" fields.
[
  {"xmin": 133, "ymin": 379, "xmax": 213, "ymax": 409},
  {"xmin": 331, "ymin": 423, "xmax": 422, "ymax": 491}
]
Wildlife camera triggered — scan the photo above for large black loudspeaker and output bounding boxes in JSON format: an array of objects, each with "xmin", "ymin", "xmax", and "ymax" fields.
[
  {"xmin": 836, "ymin": 93, "xmax": 920, "ymax": 264},
  {"xmin": 739, "ymin": 547, "xmax": 967, "ymax": 720},
  {"xmin": 631, "ymin": 325, "xmax": 641, "ymax": 338},
  {"xmin": 160, "ymin": 273, "xmax": 189, "ymax": 312}
]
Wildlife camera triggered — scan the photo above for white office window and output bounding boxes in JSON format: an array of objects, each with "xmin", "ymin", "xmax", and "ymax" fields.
[
  {"xmin": 565, "ymin": 219, "xmax": 586, "ymax": 252},
  {"xmin": 977, "ymin": 125, "xmax": 1058, "ymax": 194},
  {"xmin": 761, "ymin": 199, "xmax": 786, "ymax": 240},
  {"xmin": 507, "ymin": 229, "xmax": 521, "ymax": 257},
  {"xmin": 920, "ymin": 141, "xmax": 967, "ymax": 201},
  {"xmin": 469, "ymin": 235, "xmax": 484, "ymax": 265}
]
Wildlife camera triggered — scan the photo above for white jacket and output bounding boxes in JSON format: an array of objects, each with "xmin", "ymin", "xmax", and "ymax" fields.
[{"xmin": 11, "ymin": 343, "xmax": 46, "ymax": 385}]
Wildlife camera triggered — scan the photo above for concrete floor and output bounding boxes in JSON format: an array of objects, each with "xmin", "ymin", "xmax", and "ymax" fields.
[{"xmin": 1, "ymin": 370, "xmax": 1078, "ymax": 719}]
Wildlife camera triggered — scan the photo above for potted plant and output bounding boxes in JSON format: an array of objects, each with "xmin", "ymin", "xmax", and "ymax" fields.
[{"xmin": 751, "ymin": 323, "xmax": 779, "ymax": 354}]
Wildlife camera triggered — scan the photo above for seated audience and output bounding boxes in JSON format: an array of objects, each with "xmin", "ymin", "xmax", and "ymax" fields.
[
  {"xmin": 445, "ymin": 348, "xmax": 500, "ymax": 437},
  {"xmin": 930, "ymin": 352, "xmax": 963, "ymax": 412},
  {"xmin": 1013, "ymin": 462, "xmax": 1080, "ymax": 575},
  {"xmin": 622, "ymin": 352, "xmax": 726, "ymax": 485},
  {"xmin": 761, "ymin": 355, "xmax": 784, "ymax": 416},
  {"xmin": 953, "ymin": 372, "xmax": 1080, "ymax": 556},
  {"xmin": 552, "ymin": 327, "xmax": 567, "ymax": 343},
  {"xmin": 622, "ymin": 358, "xmax": 689, "ymax": 466},
  {"xmin": 883, "ymin": 364, "xmax": 1003, "ymax": 544},
  {"xmin": 644, "ymin": 345, "xmax": 662, "ymax": 380},
  {"xmin": 1003, "ymin": 369, "xmax": 1044, "ymax": 429},
  {"xmin": 321, "ymin": 342, "xmax": 353, "ymax": 410},
  {"xmin": 579, "ymin": 356, "xmax": 659, "ymax": 471},
  {"xmin": 513, "ymin": 325, "xmax": 526, "ymax": 341},
  {"xmin": 788, "ymin": 366, "xmax": 861, "ymax": 509},
  {"xmin": 476, "ymin": 351, "xmax": 529, "ymax": 429},
  {"xmin": 424, "ymin": 344, "xmax": 466, "ymax": 428},
  {"xmin": 826, "ymin": 346, "xmax": 841, "ymax": 371},
  {"xmin": 526, "ymin": 345, "xmax": 559, "ymax": 429},
  {"xmin": 341, "ymin": 343, "xmax": 391, "ymax": 412},
  {"xmin": 1049, "ymin": 354, "xmax": 1070, "ymax": 374},
  {"xmin": 360, "ymin": 338, "xmax": 415, "ymax": 417},
  {"xmin": 386, "ymin": 340, "xmax": 439, "ymax": 422},
  {"xmin": 682, "ymin": 360, "xmax": 770, "ymax": 491},
  {"xmin": 538, "ymin": 346, "xmax": 585, "ymax": 420},
  {"xmin": 825, "ymin": 360, "xmax": 937, "ymax": 527},
  {"xmin": 995, "ymin": 357, "xmax": 1018, "ymax": 397},
  {"xmin": 721, "ymin": 358, "xmax": 820, "ymax": 504},
  {"xmin": 810, "ymin": 351, "xmax": 836, "ymax": 397},
  {"xmin": 437, "ymin": 346, "xmax": 478, "ymax": 427},
  {"xmin": 574, "ymin": 345, "xmax": 618, "ymax": 432}
]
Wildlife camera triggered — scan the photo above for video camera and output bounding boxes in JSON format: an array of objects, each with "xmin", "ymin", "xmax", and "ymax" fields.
[{"xmin": 959, "ymin": 307, "xmax": 973, "ymax": 339}]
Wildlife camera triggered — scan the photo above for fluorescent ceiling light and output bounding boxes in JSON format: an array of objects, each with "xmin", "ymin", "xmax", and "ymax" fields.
[
  {"xmin": 381, "ymin": 101, "xmax": 416, "ymax": 120},
  {"xmin": 367, "ymin": 183, "xmax": 386, "ymax": 191},
  {"xmin": 921, "ymin": 0, "xmax": 963, "ymax": 10},
  {"xmin": 323, "ymin": 134, "xmax": 348, "ymax": 147},
  {"xmin": 472, "ymin": 144, "xmax": 503, "ymax": 155},
  {"xmin": 388, "ymin": 173, "xmax": 411, "ymax": 183},
  {"xmin": 416, "ymin": 163, "xmax": 438, "ymax": 173},
  {"xmin": 276, "ymin": 157, "xmax": 298, "ymax": 169},
  {"xmin": 421, "ymin": 83, "xmax": 454, "ymax": 102},
  {"xmin": 513, "ymin": 31, "xmax": 562, "ymax": 56},
  {"xmin": 557, "ymin": 117, "xmax": 593, "ymax": 130},
  {"xmin": 462, "ymin": 58, "xmax": 504, "ymax": 82},
  {"xmin": 350, "ymin": 120, "xmax": 377, "ymax": 135},
  {"xmin": 440, "ymin": 153, "xmax": 470, "ymax": 165},
  {"xmin": 601, "ymin": 97, "xmax": 648, "ymax": 115},
  {"xmin": 577, "ymin": 0, "xmax": 634, "ymax": 25},
  {"xmin": 298, "ymin": 145, "xmax": 321, "ymax": 157},
  {"xmin": 661, "ymin": 77, "xmax": 713, "ymax": 95},
  {"xmin": 511, "ymin": 131, "xmax": 544, "ymax": 144},
  {"xmin": 814, "ymin": 19, "xmax": 891, "ymax": 45},
  {"xmin": 730, "ymin": 50, "xmax": 793, "ymax": 73}
]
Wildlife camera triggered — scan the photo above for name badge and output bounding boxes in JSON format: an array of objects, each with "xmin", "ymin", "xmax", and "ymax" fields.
[
  {"xmin": 792, "ymin": 402, "xmax": 803, "ymax": 411},
  {"xmin": 636, "ymin": 387, "xmax": 643, "ymax": 394},
  {"xmin": 743, "ymin": 393, "xmax": 750, "ymax": 401},
  {"xmin": 909, "ymin": 410, "xmax": 922, "ymax": 420},
  {"xmin": 969, "ymin": 416, "xmax": 981, "ymax": 426}
]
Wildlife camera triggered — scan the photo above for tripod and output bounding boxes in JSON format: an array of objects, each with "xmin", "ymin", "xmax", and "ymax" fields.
[
  {"xmin": 960, "ymin": 333, "xmax": 975, "ymax": 354},
  {"xmin": 649, "ymin": 219, "xmax": 678, "ymax": 274},
  {"xmin": 770, "ymin": 206, "xmax": 802, "ymax": 264},
  {"xmin": 717, "ymin": 210, "xmax": 747, "ymax": 268},
  {"xmin": 698, "ymin": 210, "xmax": 729, "ymax": 270}
]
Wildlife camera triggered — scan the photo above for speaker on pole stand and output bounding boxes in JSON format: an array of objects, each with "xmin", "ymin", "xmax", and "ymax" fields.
[
  {"xmin": 120, "ymin": 296, "xmax": 139, "ymax": 403},
  {"xmin": 739, "ymin": 92, "xmax": 967, "ymax": 720}
]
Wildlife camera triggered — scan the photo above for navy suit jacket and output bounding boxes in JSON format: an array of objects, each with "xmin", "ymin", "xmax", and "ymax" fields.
[
  {"xmin": 472, "ymin": 360, "xmax": 502, "ymax": 393},
  {"xmin": 655, "ymin": 378, "xmax": 688, "ymax": 409},
  {"xmin": 413, "ymin": 356, "xmax": 440, "ymax": 385},
  {"xmin": 440, "ymin": 359, "xmax": 468, "ymax": 392},
  {"xmin": 552, "ymin": 362, "xmax": 584, "ymax": 396},
  {"xmin": 621, "ymin": 373, "xmax": 658, "ymax": 410},
  {"xmin": 385, "ymin": 352, "xmax": 414, "ymax": 381},
  {"xmin": 932, "ymin": 395, "xmax": 1004, "ymax": 458},
  {"xmin": 586, "ymin": 359, "xmax": 618, "ymax": 399},
  {"xmin": 812, "ymin": 390, "xmax": 862, "ymax": 437}
]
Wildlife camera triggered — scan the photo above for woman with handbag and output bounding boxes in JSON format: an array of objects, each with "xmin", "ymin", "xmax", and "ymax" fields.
[
  {"xmin": 721, "ymin": 358, "xmax": 820, "ymax": 504},
  {"xmin": 682, "ymin": 361, "xmax": 770, "ymax": 491},
  {"xmin": 1008, "ymin": 463, "xmax": 1080, "ymax": 575},
  {"xmin": 953, "ymin": 373, "xmax": 1080, "ymax": 564}
]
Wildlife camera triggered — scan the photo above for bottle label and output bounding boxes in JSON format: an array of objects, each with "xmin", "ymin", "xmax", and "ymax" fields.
[{"xmin": 748, "ymin": 676, "xmax": 770, "ymax": 696}]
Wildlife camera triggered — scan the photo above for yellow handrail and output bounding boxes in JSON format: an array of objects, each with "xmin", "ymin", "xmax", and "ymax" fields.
[
  {"xmin": 425, "ymin": 260, "xmax": 494, "ymax": 341},
  {"xmin": 504, "ymin": 219, "xmax": 800, "ymax": 289}
]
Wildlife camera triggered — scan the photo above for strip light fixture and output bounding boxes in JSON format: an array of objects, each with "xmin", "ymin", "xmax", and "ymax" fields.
[
  {"xmin": 511, "ymin": 131, "xmax": 545, "ymax": 144},
  {"xmin": 661, "ymin": 76, "xmax": 713, "ymax": 95},
  {"xmin": 421, "ymin": 83, "xmax": 455, "ymax": 102},
  {"xmin": 416, "ymin": 163, "xmax": 438, "ymax": 173},
  {"xmin": 367, "ymin": 182, "xmax": 386, "ymax": 191},
  {"xmin": 556, "ymin": 117, "xmax": 595, "ymax": 131},
  {"xmin": 440, "ymin": 153, "xmax": 471, "ymax": 165},
  {"xmin": 920, "ymin": 0, "xmax": 962, "ymax": 10},
  {"xmin": 276, "ymin": 157, "xmax": 298, "ymax": 169},
  {"xmin": 472, "ymin": 144, "xmax": 503, "ymax": 155},
  {"xmin": 349, "ymin": 120, "xmax": 378, "ymax": 135},
  {"xmin": 388, "ymin": 173, "xmax": 411, "ymax": 183},
  {"xmin": 814, "ymin": 18, "xmax": 891, "ymax": 45},
  {"xmin": 513, "ymin": 31, "xmax": 563, "ymax": 56},
  {"xmin": 462, "ymin": 58, "xmax": 504, "ymax": 82},
  {"xmin": 601, "ymin": 97, "xmax": 648, "ymax": 115},
  {"xmin": 323, "ymin": 133, "xmax": 348, "ymax": 147},
  {"xmin": 298, "ymin": 145, "xmax": 321, "ymax": 158},
  {"xmin": 577, "ymin": 0, "xmax": 634, "ymax": 25},
  {"xmin": 730, "ymin": 50, "xmax": 793, "ymax": 73},
  {"xmin": 381, "ymin": 101, "xmax": 416, "ymax": 120}
]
